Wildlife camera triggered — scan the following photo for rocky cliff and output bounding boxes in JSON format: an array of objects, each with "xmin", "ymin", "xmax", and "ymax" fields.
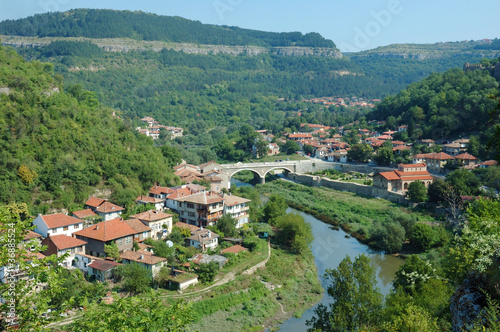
[{"xmin": 0, "ymin": 35, "xmax": 343, "ymax": 58}]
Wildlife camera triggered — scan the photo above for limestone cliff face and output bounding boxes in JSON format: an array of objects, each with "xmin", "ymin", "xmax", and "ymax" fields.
[
  {"xmin": 449, "ymin": 275, "xmax": 488, "ymax": 332},
  {"xmin": 0, "ymin": 35, "xmax": 343, "ymax": 58}
]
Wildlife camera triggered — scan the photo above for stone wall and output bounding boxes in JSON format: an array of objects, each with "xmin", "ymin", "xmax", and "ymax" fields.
[{"xmin": 287, "ymin": 172, "xmax": 408, "ymax": 205}]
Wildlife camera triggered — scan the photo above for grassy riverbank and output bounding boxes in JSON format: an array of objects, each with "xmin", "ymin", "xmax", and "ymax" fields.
[
  {"xmin": 185, "ymin": 245, "xmax": 322, "ymax": 332},
  {"xmin": 257, "ymin": 180, "xmax": 438, "ymax": 249}
]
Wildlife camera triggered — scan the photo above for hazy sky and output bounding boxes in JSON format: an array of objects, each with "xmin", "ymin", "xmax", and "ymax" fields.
[{"xmin": 1, "ymin": 0, "xmax": 499, "ymax": 51}]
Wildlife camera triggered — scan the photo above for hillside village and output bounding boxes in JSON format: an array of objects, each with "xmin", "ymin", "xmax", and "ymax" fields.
[{"xmin": 2, "ymin": 172, "xmax": 255, "ymax": 293}]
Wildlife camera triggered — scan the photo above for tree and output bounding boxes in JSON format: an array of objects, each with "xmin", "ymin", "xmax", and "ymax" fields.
[
  {"xmin": 283, "ymin": 140, "xmax": 300, "ymax": 155},
  {"xmin": 303, "ymin": 144, "xmax": 315, "ymax": 156},
  {"xmin": 370, "ymin": 220, "xmax": 406, "ymax": 254},
  {"xmin": 347, "ymin": 143, "xmax": 373, "ymax": 163},
  {"xmin": 145, "ymin": 239, "xmax": 176, "ymax": 260},
  {"xmin": 160, "ymin": 145, "xmax": 182, "ymax": 167},
  {"xmin": 445, "ymin": 168, "xmax": 480, "ymax": 196},
  {"xmin": 427, "ymin": 178, "xmax": 448, "ymax": 203},
  {"xmin": 104, "ymin": 241, "xmax": 120, "ymax": 261},
  {"xmin": 307, "ymin": 254, "xmax": 383, "ymax": 331},
  {"xmin": 373, "ymin": 146, "xmax": 394, "ymax": 165},
  {"xmin": 196, "ymin": 262, "xmax": 219, "ymax": 283},
  {"xmin": 409, "ymin": 223, "xmax": 435, "ymax": 251},
  {"xmin": 115, "ymin": 262, "xmax": 152, "ymax": 293},
  {"xmin": 0, "ymin": 205, "xmax": 68, "ymax": 330},
  {"xmin": 254, "ymin": 135, "xmax": 268, "ymax": 158},
  {"xmin": 407, "ymin": 181, "xmax": 428, "ymax": 203},
  {"xmin": 393, "ymin": 255, "xmax": 435, "ymax": 295},
  {"xmin": 262, "ymin": 194, "xmax": 288, "ymax": 225},
  {"xmin": 216, "ymin": 214, "xmax": 238, "ymax": 237},
  {"xmin": 69, "ymin": 292, "xmax": 192, "ymax": 331},
  {"xmin": 275, "ymin": 213, "xmax": 313, "ymax": 254}
]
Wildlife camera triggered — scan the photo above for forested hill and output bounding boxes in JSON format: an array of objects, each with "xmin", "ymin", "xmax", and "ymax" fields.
[
  {"xmin": 368, "ymin": 64, "xmax": 500, "ymax": 150},
  {"xmin": 0, "ymin": 44, "xmax": 179, "ymax": 212},
  {"xmin": 0, "ymin": 9, "xmax": 336, "ymax": 48}
]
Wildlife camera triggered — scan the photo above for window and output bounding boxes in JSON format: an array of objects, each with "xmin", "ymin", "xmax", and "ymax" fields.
[
  {"xmin": 143, "ymin": 231, "xmax": 149, "ymax": 238},
  {"xmin": 116, "ymin": 239, "xmax": 123, "ymax": 246},
  {"xmin": 74, "ymin": 224, "xmax": 80, "ymax": 229},
  {"xmin": 125, "ymin": 237, "xmax": 132, "ymax": 245},
  {"xmin": 188, "ymin": 212, "xmax": 195, "ymax": 217},
  {"xmin": 52, "ymin": 228, "xmax": 57, "ymax": 234},
  {"xmin": 187, "ymin": 203, "xmax": 194, "ymax": 209},
  {"xmin": 63, "ymin": 226, "xmax": 68, "ymax": 231}
]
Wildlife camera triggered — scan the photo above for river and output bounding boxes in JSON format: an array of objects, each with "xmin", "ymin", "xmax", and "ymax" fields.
[{"xmin": 230, "ymin": 179, "xmax": 405, "ymax": 331}]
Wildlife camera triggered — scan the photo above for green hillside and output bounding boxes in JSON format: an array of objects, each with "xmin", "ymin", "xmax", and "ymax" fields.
[
  {"xmin": 0, "ymin": 44, "xmax": 179, "ymax": 212},
  {"xmin": 0, "ymin": 9, "xmax": 336, "ymax": 48}
]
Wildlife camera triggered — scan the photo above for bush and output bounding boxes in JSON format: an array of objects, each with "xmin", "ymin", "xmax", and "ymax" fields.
[{"xmin": 243, "ymin": 237, "xmax": 259, "ymax": 252}]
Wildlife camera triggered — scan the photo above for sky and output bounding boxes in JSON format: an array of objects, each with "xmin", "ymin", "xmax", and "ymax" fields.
[{"xmin": 0, "ymin": 0, "xmax": 499, "ymax": 51}]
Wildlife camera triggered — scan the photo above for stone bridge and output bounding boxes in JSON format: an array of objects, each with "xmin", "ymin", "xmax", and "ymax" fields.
[{"xmin": 218, "ymin": 160, "xmax": 330, "ymax": 184}]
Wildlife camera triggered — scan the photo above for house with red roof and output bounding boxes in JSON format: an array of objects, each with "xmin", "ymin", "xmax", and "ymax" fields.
[
  {"xmin": 373, "ymin": 163, "xmax": 433, "ymax": 193},
  {"xmin": 423, "ymin": 152, "xmax": 455, "ymax": 173},
  {"xmin": 223, "ymin": 194, "xmax": 251, "ymax": 228},
  {"xmin": 73, "ymin": 218, "xmax": 137, "ymax": 258},
  {"xmin": 120, "ymin": 249, "xmax": 167, "ymax": 278},
  {"xmin": 87, "ymin": 259, "xmax": 122, "ymax": 282},
  {"xmin": 72, "ymin": 209, "xmax": 100, "ymax": 228},
  {"xmin": 136, "ymin": 195, "xmax": 164, "ymax": 211},
  {"xmin": 288, "ymin": 133, "xmax": 313, "ymax": 141},
  {"xmin": 84, "ymin": 197, "xmax": 124, "ymax": 221},
  {"xmin": 220, "ymin": 245, "xmax": 247, "ymax": 255},
  {"xmin": 174, "ymin": 191, "xmax": 225, "ymax": 227},
  {"xmin": 455, "ymin": 153, "xmax": 478, "ymax": 167},
  {"xmin": 33, "ymin": 213, "xmax": 84, "ymax": 237},
  {"xmin": 125, "ymin": 219, "xmax": 152, "ymax": 242},
  {"xmin": 129, "ymin": 210, "xmax": 173, "ymax": 240},
  {"xmin": 41, "ymin": 235, "xmax": 87, "ymax": 268}
]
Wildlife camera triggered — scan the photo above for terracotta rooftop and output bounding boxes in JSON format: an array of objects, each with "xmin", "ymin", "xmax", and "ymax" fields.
[
  {"xmin": 223, "ymin": 195, "xmax": 251, "ymax": 207},
  {"xmin": 167, "ymin": 187, "xmax": 193, "ymax": 199},
  {"xmin": 88, "ymin": 259, "xmax": 122, "ymax": 271},
  {"xmin": 149, "ymin": 185, "xmax": 174, "ymax": 196},
  {"xmin": 187, "ymin": 228, "xmax": 220, "ymax": 245},
  {"xmin": 125, "ymin": 218, "xmax": 152, "ymax": 233},
  {"xmin": 288, "ymin": 133, "xmax": 313, "ymax": 138},
  {"xmin": 174, "ymin": 191, "xmax": 224, "ymax": 205},
  {"xmin": 455, "ymin": 153, "xmax": 477, "ymax": 160},
  {"xmin": 136, "ymin": 195, "xmax": 164, "ymax": 204},
  {"xmin": 45, "ymin": 235, "xmax": 87, "ymax": 250},
  {"xmin": 400, "ymin": 163, "xmax": 427, "ymax": 168},
  {"xmin": 198, "ymin": 161, "xmax": 218, "ymax": 169},
  {"xmin": 95, "ymin": 201, "xmax": 125, "ymax": 213},
  {"xmin": 173, "ymin": 164, "xmax": 199, "ymax": 171},
  {"xmin": 425, "ymin": 152, "xmax": 455, "ymax": 160},
  {"xmin": 221, "ymin": 245, "xmax": 247, "ymax": 254},
  {"xmin": 24, "ymin": 230, "xmax": 42, "ymax": 241},
  {"xmin": 130, "ymin": 210, "xmax": 173, "ymax": 222},
  {"xmin": 73, "ymin": 218, "xmax": 137, "ymax": 242},
  {"xmin": 39, "ymin": 213, "xmax": 82, "ymax": 229},
  {"xmin": 120, "ymin": 250, "xmax": 166, "ymax": 266},
  {"xmin": 377, "ymin": 171, "xmax": 400, "ymax": 181},
  {"xmin": 73, "ymin": 209, "xmax": 98, "ymax": 219},
  {"xmin": 175, "ymin": 222, "xmax": 200, "ymax": 234},
  {"xmin": 85, "ymin": 196, "xmax": 106, "ymax": 208}
]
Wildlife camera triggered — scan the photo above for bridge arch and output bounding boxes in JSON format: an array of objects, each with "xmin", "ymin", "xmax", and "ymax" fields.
[
  {"xmin": 262, "ymin": 166, "xmax": 294, "ymax": 180},
  {"xmin": 228, "ymin": 168, "xmax": 265, "ymax": 185}
]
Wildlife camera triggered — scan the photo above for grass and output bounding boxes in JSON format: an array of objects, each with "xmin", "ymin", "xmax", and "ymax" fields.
[
  {"xmin": 258, "ymin": 180, "xmax": 438, "ymax": 246},
  {"xmin": 184, "ymin": 244, "xmax": 322, "ymax": 331}
]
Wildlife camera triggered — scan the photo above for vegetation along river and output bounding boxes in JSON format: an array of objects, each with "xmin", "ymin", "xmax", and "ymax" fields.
[
  {"xmin": 231, "ymin": 178, "xmax": 404, "ymax": 331},
  {"xmin": 274, "ymin": 208, "xmax": 404, "ymax": 331}
]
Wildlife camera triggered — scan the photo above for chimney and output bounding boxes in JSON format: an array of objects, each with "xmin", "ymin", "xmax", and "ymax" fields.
[
  {"xmin": 208, "ymin": 230, "xmax": 211, "ymax": 237},
  {"xmin": 96, "ymin": 226, "xmax": 99, "ymax": 230},
  {"xmin": 140, "ymin": 254, "xmax": 144, "ymax": 260}
]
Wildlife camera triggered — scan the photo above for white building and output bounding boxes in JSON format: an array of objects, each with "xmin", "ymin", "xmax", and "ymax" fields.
[
  {"xmin": 33, "ymin": 213, "xmax": 84, "ymax": 237},
  {"xmin": 223, "ymin": 194, "xmax": 251, "ymax": 228}
]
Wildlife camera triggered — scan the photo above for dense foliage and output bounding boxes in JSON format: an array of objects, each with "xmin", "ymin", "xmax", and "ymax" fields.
[
  {"xmin": 0, "ymin": 9, "xmax": 336, "ymax": 48},
  {"xmin": 0, "ymin": 44, "xmax": 178, "ymax": 211},
  {"xmin": 369, "ymin": 67, "xmax": 499, "ymax": 142}
]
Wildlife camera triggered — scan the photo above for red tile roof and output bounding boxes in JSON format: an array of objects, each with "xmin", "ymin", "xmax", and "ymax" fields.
[
  {"xmin": 40, "ymin": 213, "xmax": 82, "ymax": 229},
  {"xmin": 46, "ymin": 235, "xmax": 87, "ymax": 250},
  {"xmin": 425, "ymin": 152, "xmax": 454, "ymax": 160},
  {"xmin": 120, "ymin": 250, "xmax": 166, "ymax": 266},
  {"xmin": 125, "ymin": 219, "xmax": 152, "ymax": 233},
  {"xmin": 400, "ymin": 163, "xmax": 427, "ymax": 168},
  {"xmin": 88, "ymin": 259, "xmax": 122, "ymax": 271},
  {"xmin": 24, "ymin": 230, "xmax": 42, "ymax": 240},
  {"xmin": 130, "ymin": 210, "xmax": 173, "ymax": 222},
  {"xmin": 221, "ymin": 245, "xmax": 247, "ymax": 254},
  {"xmin": 288, "ymin": 133, "xmax": 313, "ymax": 139},
  {"xmin": 149, "ymin": 185, "xmax": 174, "ymax": 196},
  {"xmin": 167, "ymin": 187, "xmax": 193, "ymax": 199},
  {"xmin": 95, "ymin": 202, "xmax": 124, "ymax": 213},
  {"xmin": 73, "ymin": 209, "xmax": 98, "ymax": 219},
  {"xmin": 455, "ymin": 153, "xmax": 477, "ymax": 160},
  {"xmin": 174, "ymin": 222, "xmax": 200, "ymax": 234},
  {"xmin": 173, "ymin": 191, "xmax": 224, "ymax": 205},
  {"xmin": 73, "ymin": 218, "xmax": 137, "ymax": 241},
  {"xmin": 85, "ymin": 197, "xmax": 106, "ymax": 208},
  {"xmin": 378, "ymin": 171, "xmax": 400, "ymax": 181},
  {"xmin": 136, "ymin": 195, "xmax": 164, "ymax": 204}
]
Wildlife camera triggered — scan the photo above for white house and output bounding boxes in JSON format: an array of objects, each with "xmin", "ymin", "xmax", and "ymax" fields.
[
  {"xmin": 129, "ymin": 210, "xmax": 173, "ymax": 240},
  {"xmin": 187, "ymin": 228, "xmax": 220, "ymax": 251},
  {"xmin": 223, "ymin": 194, "xmax": 251, "ymax": 228},
  {"xmin": 33, "ymin": 213, "xmax": 84, "ymax": 237},
  {"xmin": 120, "ymin": 250, "xmax": 167, "ymax": 278}
]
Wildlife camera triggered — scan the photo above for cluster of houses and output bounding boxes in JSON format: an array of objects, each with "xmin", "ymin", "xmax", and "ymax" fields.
[
  {"xmin": 136, "ymin": 116, "xmax": 183, "ymax": 140},
  {"xmin": 302, "ymin": 96, "xmax": 381, "ymax": 109},
  {"xmin": 2, "ymin": 172, "xmax": 252, "ymax": 290}
]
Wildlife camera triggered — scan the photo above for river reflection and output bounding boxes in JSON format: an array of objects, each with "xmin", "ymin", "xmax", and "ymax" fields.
[
  {"xmin": 230, "ymin": 178, "xmax": 404, "ymax": 331},
  {"xmin": 273, "ymin": 209, "xmax": 404, "ymax": 332}
]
